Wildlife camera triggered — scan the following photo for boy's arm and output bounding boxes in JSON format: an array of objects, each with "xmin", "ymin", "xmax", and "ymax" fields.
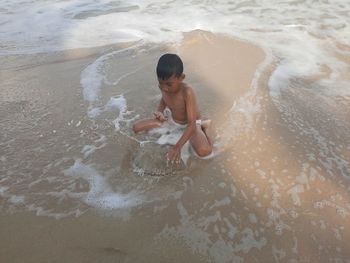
[
  {"xmin": 157, "ymin": 97, "xmax": 166, "ymax": 112},
  {"xmin": 174, "ymin": 88, "xmax": 197, "ymax": 149},
  {"xmin": 154, "ymin": 97, "xmax": 167, "ymax": 121}
]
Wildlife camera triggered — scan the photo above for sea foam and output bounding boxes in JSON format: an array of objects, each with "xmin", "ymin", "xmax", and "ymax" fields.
[{"xmin": 64, "ymin": 159, "xmax": 142, "ymax": 210}]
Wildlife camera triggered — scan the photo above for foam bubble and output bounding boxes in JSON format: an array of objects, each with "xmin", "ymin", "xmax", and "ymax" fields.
[
  {"xmin": 105, "ymin": 96, "xmax": 127, "ymax": 111},
  {"xmin": 287, "ymin": 185, "xmax": 305, "ymax": 206},
  {"xmin": 2, "ymin": 0, "xmax": 350, "ymax": 90},
  {"xmin": 268, "ymin": 64, "xmax": 296, "ymax": 99},
  {"xmin": 80, "ymin": 45, "xmax": 139, "ymax": 105},
  {"xmin": 9, "ymin": 195, "xmax": 25, "ymax": 204},
  {"xmin": 64, "ymin": 159, "xmax": 143, "ymax": 210},
  {"xmin": 0, "ymin": 186, "xmax": 9, "ymax": 196},
  {"xmin": 81, "ymin": 134, "xmax": 107, "ymax": 159}
]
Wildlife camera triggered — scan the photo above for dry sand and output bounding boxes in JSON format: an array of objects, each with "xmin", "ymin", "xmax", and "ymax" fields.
[{"xmin": 1, "ymin": 31, "xmax": 349, "ymax": 263}]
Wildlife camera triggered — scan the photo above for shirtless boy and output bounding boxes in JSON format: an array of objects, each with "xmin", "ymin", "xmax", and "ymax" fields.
[{"xmin": 132, "ymin": 53, "xmax": 212, "ymax": 164}]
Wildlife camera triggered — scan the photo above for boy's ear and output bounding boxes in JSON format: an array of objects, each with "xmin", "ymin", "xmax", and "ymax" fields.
[{"xmin": 181, "ymin": 73, "xmax": 185, "ymax": 80}]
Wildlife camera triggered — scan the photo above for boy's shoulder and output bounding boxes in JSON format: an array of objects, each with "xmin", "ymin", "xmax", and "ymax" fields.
[
  {"xmin": 181, "ymin": 83, "xmax": 195, "ymax": 98},
  {"xmin": 180, "ymin": 82, "xmax": 193, "ymax": 93}
]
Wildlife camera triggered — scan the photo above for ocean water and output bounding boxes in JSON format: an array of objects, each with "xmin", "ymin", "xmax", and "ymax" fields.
[{"xmin": 1, "ymin": 0, "xmax": 350, "ymax": 262}]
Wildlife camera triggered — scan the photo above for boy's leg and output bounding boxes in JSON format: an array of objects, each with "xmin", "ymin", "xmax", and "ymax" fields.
[
  {"xmin": 132, "ymin": 118, "xmax": 163, "ymax": 133},
  {"xmin": 190, "ymin": 123, "xmax": 212, "ymax": 157}
]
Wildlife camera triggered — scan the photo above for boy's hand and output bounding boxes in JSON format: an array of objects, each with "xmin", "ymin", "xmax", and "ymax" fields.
[
  {"xmin": 153, "ymin": 111, "xmax": 167, "ymax": 121},
  {"xmin": 166, "ymin": 146, "xmax": 181, "ymax": 164}
]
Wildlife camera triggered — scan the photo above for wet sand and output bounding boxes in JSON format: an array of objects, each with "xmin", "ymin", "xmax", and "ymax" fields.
[{"xmin": 1, "ymin": 31, "xmax": 350, "ymax": 263}]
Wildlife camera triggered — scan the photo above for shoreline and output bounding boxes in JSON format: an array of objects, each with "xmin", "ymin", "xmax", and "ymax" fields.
[
  {"xmin": 0, "ymin": 30, "xmax": 268, "ymax": 263},
  {"xmin": 2, "ymin": 29, "xmax": 349, "ymax": 262}
]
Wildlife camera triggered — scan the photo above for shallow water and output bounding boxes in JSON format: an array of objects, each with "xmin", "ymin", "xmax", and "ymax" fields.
[{"xmin": 1, "ymin": 1, "xmax": 350, "ymax": 262}]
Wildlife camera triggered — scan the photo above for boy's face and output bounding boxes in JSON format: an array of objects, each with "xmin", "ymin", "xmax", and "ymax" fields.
[{"xmin": 158, "ymin": 74, "xmax": 184, "ymax": 93}]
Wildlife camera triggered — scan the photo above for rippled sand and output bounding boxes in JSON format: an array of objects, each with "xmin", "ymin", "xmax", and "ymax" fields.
[{"xmin": 1, "ymin": 31, "xmax": 349, "ymax": 262}]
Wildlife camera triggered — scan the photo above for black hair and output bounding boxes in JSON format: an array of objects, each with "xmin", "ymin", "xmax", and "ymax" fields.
[{"xmin": 156, "ymin": 53, "xmax": 183, "ymax": 80}]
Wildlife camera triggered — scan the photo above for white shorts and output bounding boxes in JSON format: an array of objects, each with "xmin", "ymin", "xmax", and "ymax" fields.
[{"xmin": 164, "ymin": 108, "xmax": 201, "ymax": 128}]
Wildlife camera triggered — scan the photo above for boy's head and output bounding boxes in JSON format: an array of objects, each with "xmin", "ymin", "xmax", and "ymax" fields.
[{"xmin": 156, "ymin": 53, "xmax": 183, "ymax": 80}]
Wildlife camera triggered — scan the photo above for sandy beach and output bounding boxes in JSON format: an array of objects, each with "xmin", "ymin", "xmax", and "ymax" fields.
[{"xmin": 1, "ymin": 28, "xmax": 350, "ymax": 263}]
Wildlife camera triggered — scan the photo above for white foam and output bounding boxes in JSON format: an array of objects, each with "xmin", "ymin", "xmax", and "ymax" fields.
[
  {"xmin": 9, "ymin": 195, "xmax": 25, "ymax": 204},
  {"xmin": 2, "ymin": 1, "xmax": 350, "ymax": 126},
  {"xmin": 209, "ymin": 197, "xmax": 231, "ymax": 210},
  {"xmin": 0, "ymin": 186, "xmax": 9, "ymax": 196},
  {"xmin": 209, "ymin": 239, "xmax": 243, "ymax": 263},
  {"xmin": 109, "ymin": 95, "xmax": 129, "ymax": 131},
  {"xmin": 80, "ymin": 133, "xmax": 107, "ymax": 158},
  {"xmin": 64, "ymin": 159, "xmax": 142, "ymax": 210},
  {"xmin": 287, "ymin": 185, "xmax": 305, "ymax": 206},
  {"xmin": 272, "ymin": 245, "xmax": 286, "ymax": 262},
  {"xmin": 85, "ymin": 94, "xmax": 131, "ymax": 128},
  {"xmin": 2, "ymin": 0, "xmax": 349, "ymax": 92},
  {"xmin": 248, "ymin": 213, "xmax": 258, "ymax": 224},
  {"xmin": 80, "ymin": 47, "xmax": 137, "ymax": 103},
  {"xmin": 26, "ymin": 203, "xmax": 85, "ymax": 220},
  {"xmin": 80, "ymin": 55, "xmax": 105, "ymax": 103},
  {"xmin": 75, "ymin": 0, "xmax": 350, "ymax": 174},
  {"xmin": 268, "ymin": 65, "xmax": 350, "ymax": 179},
  {"xmin": 105, "ymin": 96, "xmax": 127, "ymax": 111},
  {"xmin": 158, "ymin": 200, "xmax": 268, "ymax": 261},
  {"xmin": 268, "ymin": 64, "xmax": 295, "ymax": 100},
  {"xmin": 234, "ymin": 228, "xmax": 267, "ymax": 254}
]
